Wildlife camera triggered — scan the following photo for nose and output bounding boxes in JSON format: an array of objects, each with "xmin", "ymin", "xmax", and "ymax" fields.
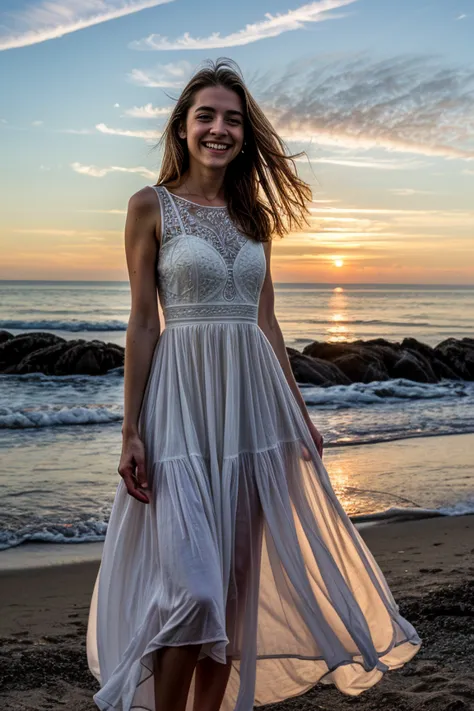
[{"xmin": 209, "ymin": 116, "xmax": 227, "ymax": 136}]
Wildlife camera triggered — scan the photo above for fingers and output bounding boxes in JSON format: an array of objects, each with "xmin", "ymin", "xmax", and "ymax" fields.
[
  {"xmin": 134, "ymin": 452, "xmax": 149, "ymax": 491},
  {"xmin": 301, "ymin": 440, "xmax": 324, "ymax": 461},
  {"xmin": 118, "ymin": 463, "xmax": 149, "ymax": 504}
]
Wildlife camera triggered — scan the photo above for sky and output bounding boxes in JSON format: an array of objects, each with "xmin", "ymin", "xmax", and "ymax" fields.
[{"xmin": 0, "ymin": 0, "xmax": 473, "ymax": 284}]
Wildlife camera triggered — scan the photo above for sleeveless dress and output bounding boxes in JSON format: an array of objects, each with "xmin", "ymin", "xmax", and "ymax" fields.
[{"xmin": 86, "ymin": 184, "xmax": 421, "ymax": 711}]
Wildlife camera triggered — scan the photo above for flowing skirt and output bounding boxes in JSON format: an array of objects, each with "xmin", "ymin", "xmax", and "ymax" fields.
[{"xmin": 87, "ymin": 321, "xmax": 421, "ymax": 711}]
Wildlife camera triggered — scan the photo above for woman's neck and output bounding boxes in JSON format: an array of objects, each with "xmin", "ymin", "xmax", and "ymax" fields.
[{"xmin": 178, "ymin": 166, "xmax": 226, "ymax": 202}]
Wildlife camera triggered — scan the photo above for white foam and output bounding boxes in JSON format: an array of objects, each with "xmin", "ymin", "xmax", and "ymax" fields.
[
  {"xmin": 0, "ymin": 404, "xmax": 123, "ymax": 429},
  {"xmin": 301, "ymin": 379, "xmax": 471, "ymax": 409}
]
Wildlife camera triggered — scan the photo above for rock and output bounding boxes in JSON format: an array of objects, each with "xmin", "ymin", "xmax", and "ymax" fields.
[
  {"xmin": 55, "ymin": 341, "xmax": 124, "ymax": 375},
  {"xmin": 1, "ymin": 332, "xmax": 124, "ymax": 376},
  {"xmin": 0, "ymin": 332, "xmax": 66, "ymax": 372},
  {"xmin": 402, "ymin": 338, "xmax": 460, "ymax": 380},
  {"xmin": 434, "ymin": 338, "xmax": 474, "ymax": 380},
  {"xmin": 286, "ymin": 348, "xmax": 350, "ymax": 386},
  {"xmin": 392, "ymin": 350, "xmax": 437, "ymax": 383},
  {"xmin": 0, "ymin": 330, "xmax": 13, "ymax": 345},
  {"xmin": 300, "ymin": 337, "xmax": 473, "ymax": 384},
  {"xmin": 332, "ymin": 352, "xmax": 389, "ymax": 383},
  {"xmin": 302, "ymin": 341, "xmax": 355, "ymax": 362}
]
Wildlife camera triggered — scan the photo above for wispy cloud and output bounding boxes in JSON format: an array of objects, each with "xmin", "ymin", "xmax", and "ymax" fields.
[
  {"xmin": 297, "ymin": 155, "xmax": 428, "ymax": 170},
  {"xmin": 257, "ymin": 55, "xmax": 474, "ymax": 160},
  {"xmin": 457, "ymin": 14, "xmax": 467, "ymax": 20},
  {"xmin": 71, "ymin": 162, "xmax": 156, "ymax": 179},
  {"xmin": 389, "ymin": 188, "xmax": 434, "ymax": 196},
  {"xmin": 127, "ymin": 60, "xmax": 192, "ymax": 88},
  {"xmin": 122, "ymin": 103, "xmax": 172, "ymax": 118},
  {"xmin": 13, "ymin": 228, "xmax": 121, "ymax": 241},
  {"xmin": 95, "ymin": 123, "xmax": 161, "ymax": 139},
  {"xmin": 58, "ymin": 127, "xmax": 95, "ymax": 134},
  {"xmin": 129, "ymin": 0, "xmax": 356, "ymax": 50},
  {"xmin": 0, "ymin": 0, "xmax": 174, "ymax": 51},
  {"xmin": 77, "ymin": 208, "xmax": 127, "ymax": 214}
]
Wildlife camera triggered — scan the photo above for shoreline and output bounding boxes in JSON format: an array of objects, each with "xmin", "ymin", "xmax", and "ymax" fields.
[
  {"xmin": 1, "ymin": 515, "xmax": 474, "ymax": 710},
  {"xmin": 2, "ymin": 431, "xmax": 474, "ymax": 556}
]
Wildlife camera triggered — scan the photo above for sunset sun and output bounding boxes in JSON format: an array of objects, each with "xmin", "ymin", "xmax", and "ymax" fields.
[{"xmin": 334, "ymin": 259, "xmax": 344, "ymax": 268}]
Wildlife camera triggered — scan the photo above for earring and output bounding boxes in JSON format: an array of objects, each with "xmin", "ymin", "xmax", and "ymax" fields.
[{"xmin": 241, "ymin": 141, "xmax": 246, "ymax": 154}]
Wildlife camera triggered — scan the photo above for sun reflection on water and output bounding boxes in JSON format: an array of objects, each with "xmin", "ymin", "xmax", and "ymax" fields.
[{"xmin": 326, "ymin": 288, "xmax": 356, "ymax": 343}]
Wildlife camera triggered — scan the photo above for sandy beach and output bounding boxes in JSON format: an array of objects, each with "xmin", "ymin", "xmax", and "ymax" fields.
[{"xmin": 1, "ymin": 515, "xmax": 473, "ymax": 711}]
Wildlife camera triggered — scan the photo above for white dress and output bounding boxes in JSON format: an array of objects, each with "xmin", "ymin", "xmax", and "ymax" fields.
[{"xmin": 87, "ymin": 185, "xmax": 421, "ymax": 711}]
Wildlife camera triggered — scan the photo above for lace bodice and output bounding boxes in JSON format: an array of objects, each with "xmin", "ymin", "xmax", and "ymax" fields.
[{"xmin": 153, "ymin": 185, "xmax": 267, "ymax": 327}]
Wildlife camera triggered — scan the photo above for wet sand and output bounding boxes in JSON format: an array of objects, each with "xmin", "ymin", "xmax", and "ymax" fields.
[{"xmin": 1, "ymin": 515, "xmax": 474, "ymax": 710}]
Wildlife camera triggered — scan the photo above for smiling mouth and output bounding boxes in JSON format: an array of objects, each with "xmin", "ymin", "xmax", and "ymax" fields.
[{"xmin": 202, "ymin": 142, "xmax": 232, "ymax": 152}]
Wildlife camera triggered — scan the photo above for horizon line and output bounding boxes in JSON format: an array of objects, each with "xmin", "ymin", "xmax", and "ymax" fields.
[{"xmin": 1, "ymin": 279, "xmax": 474, "ymax": 288}]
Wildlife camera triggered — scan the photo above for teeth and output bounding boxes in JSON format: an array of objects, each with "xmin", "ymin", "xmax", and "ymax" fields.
[{"xmin": 203, "ymin": 142, "xmax": 229, "ymax": 151}]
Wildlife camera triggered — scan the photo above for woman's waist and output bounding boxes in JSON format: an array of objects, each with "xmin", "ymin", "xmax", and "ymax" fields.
[{"xmin": 163, "ymin": 302, "xmax": 258, "ymax": 327}]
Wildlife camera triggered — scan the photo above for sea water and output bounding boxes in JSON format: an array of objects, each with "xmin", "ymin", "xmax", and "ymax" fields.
[{"xmin": 1, "ymin": 280, "xmax": 473, "ymax": 551}]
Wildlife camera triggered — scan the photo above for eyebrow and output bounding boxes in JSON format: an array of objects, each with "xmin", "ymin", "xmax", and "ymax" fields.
[{"xmin": 194, "ymin": 105, "xmax": 244, "ymax": 118}]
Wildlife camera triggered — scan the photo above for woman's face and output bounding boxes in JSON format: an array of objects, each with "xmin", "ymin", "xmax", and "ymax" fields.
[{"xmin": 180, "ymin": 85, "xmax": 245, "ymax": 171}]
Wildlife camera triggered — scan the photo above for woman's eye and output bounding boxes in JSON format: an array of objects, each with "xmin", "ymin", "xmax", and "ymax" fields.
[{"xmin": 197, "ymin": 115, "xmax": 211, "ymax": 120}]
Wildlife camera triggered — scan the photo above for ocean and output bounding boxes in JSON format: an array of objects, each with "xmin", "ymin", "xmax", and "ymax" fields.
[{"xmin": 1, "ymin": 280, "xmax": 473, "ymax": 552}]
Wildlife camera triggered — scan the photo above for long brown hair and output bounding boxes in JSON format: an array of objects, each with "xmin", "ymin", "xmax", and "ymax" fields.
[{"xmin": 155, "ymin": 57, "xmax": 312, "ymax": 242}]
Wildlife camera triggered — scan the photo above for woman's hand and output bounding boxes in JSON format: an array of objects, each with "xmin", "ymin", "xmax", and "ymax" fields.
[
  {"xmin": 301, "ymin": 420, "xmax": 324, "ymax": 461},
  {"xmin": 118, "ymin": 433, "xmax": 150, "ymax": 504}
]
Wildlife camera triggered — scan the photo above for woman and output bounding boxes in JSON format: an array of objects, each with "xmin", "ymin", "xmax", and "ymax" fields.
[{"xmin": 87, "ymin": 57, "xmax": 421, "ymax": 711}]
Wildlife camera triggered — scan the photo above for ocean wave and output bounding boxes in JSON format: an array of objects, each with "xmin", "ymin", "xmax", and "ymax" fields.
[
  {"xmin": 0, "ymin": 404, "xmax": 123, "ymax": 429},
  {"xmin": 0, "ymin": 319, "xmax": 127, "ymax": 331},
  {"xmin": 352, "ymin": 501, "xmax": 474, "ymax": 527},
  {"xmin": 301, "ymin": 378, "xmax": 471, "ymax": 408},
  {"xmin": 0, "ymin": 519, "xmax": 108, "ymax": 551},
  {"xmin": 2, "ymin": 501, "xmax": 473, "ymax": 550},
  {"xmin": 0, "ymin": 368, "xmax": 123, "ymax": 384}
]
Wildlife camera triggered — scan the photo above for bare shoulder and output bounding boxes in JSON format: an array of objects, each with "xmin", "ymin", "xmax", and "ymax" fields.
[
  {"xmin": 127, "ymin": 186, "xmax": 160, "ymax": 217},
  {"xmin": 126, "ymin": 186, "xmax": 161, "ymax": 244}
]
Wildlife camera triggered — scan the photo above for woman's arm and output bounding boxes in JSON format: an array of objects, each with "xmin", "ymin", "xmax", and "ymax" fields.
[
  {"xmin": 118, "ymin": 187, "xmax": 161, "ymax": 502},
  {"xmin": 257, "ymin": 240, "xmax": 324, "ymax": 458}
]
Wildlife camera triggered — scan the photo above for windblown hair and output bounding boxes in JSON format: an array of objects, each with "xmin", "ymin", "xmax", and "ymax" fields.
[{"xmin": 155, "ymin": 57, "xmax": 312, "ymax": 242}]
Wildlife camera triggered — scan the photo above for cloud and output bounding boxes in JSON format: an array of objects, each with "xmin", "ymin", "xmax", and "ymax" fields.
[
  {"xmin": 58, "ymin": 127, "xmax": 95, "ymax": 134},
  {"xmin": 297, "ymin": 155, "xmax": 428, "ymax": 170},
  {"xmin": 71, "ymin": 162, "xmax": 156, "ymax": 179},
  {"xmin": 31, "ymin": 120, "xmax": 43, "ymax": 126},
  {"xmin": 256, "ymin": 55, "xmax": 474, "ymax": 160},
  {"xmin": 0, "ymin": 0, "xmax": 174, "ymax": 51},
  {"xmin": 129, "ymin": 0, "xmax": 356, "ymax": 50},
  {"xmin": 389, "ymin": 188, "xmax": 434, "ymax": 195},
  {"xmin": 95, "ymin": 123, "xmax": 161, "ymax": 139},
  {"xmin": 122, "ymin": 103, "xmax": 172, "ymax": 118},
  {"xmin": 77, "ymin": 208, "xmax": 127, "ymax": 214},
  {"xmin": 457, "ymin": 14, "xmax": 467, "ymax": 20},
  {"xmin": 127, "ymin": 60, "xmax": 192, "ymax": 88},
  {"xmin": 13, "ymin": 228, "xmax": 122, "ymax": 241}
]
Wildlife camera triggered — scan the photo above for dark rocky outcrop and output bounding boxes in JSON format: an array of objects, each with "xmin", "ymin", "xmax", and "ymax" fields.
[
  {"xmin": 434, "ymin": 337, "xmax": 474, "ymax": 380},
  {"xmin": 285, "ymin": 347, "xmax": 351, "ymax": 387},
  {"xmin": 295, "ymin": 336, "xmax": 474, "ymax": 386},
  {"xmin": 0, "ymin": 331, "xmax": 124, "ymax": 376},
  {"xmin": 1, "ymin": 331, "xmax": 473, "ymax": 385}
]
